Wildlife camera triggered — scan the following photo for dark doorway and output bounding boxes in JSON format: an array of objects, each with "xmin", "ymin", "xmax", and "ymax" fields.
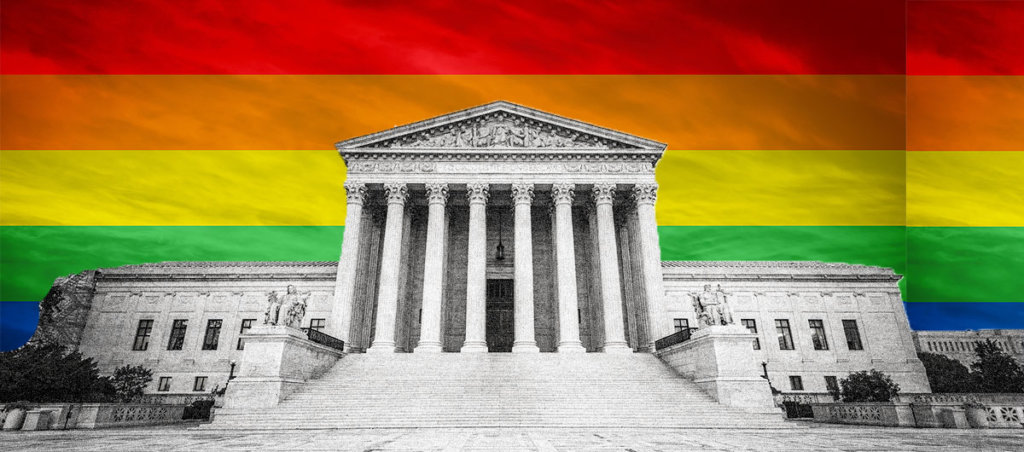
[{"xmin": 486, "ymin": 279, "xmax": 514, "ymax": 352}]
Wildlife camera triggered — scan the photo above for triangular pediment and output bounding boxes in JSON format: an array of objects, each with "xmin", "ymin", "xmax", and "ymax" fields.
[{"xmin": 336, "ymin": 101, "xmax": 666, "ymax": 151}]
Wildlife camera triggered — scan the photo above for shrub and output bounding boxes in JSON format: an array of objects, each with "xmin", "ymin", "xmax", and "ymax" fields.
[
  {"xmin": 839, "ymin": 369, "xmax": 900, "ymax": 403},
  {"xmin": 0, "ymin": 341, "xmax": 114, "ymax": 403},
  {"xmin": 919, "ymin": 352, "xmax": 974, "ymax": 393},
  {"xmin": 111, "ymin": 365, "xmax": 154, "ymax": 403},
  {"xmin": 970, "ymin": 340, "xmax": 1024, "ymax": 393}
]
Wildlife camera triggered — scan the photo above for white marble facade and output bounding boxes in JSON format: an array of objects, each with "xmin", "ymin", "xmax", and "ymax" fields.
[{"xmin": 36, "ymin": 101, "xmax": 930, "ymax": 395}]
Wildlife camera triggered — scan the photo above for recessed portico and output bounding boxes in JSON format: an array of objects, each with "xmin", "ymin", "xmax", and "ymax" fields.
[{"xmin": 328, "ymin": 101, "xmax": 672, "ymax": 353}]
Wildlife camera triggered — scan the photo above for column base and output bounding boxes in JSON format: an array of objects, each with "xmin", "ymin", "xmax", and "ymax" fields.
[
  {"xmin": 414, "ymin": 342, "xmax": 443, "ymax": 353},
  {"xmin": 557, "ymin": 342, "xmax": 586, "ymax": 353},
  {"xmin": 460, "ymin": 341, "xmax": 488, "ymax": 353},
  {"xmin": 512, "ymin": 342, "xmax": 540, "ymax": 353},
  {"xmin": 602, "ymin": 342, "xmax": 633, "ymax": 354},
  {"xmin": 365, "ymin": 342, "xmax": 396, "ymax": 354}
]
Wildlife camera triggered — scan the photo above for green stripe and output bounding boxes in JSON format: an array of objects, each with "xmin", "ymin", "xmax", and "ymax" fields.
[
  {"xmin": 658, "ymin": 226, "xmax": 907, "ymax": 294},
  {"xmin": 907, "ymin": 227, "xmax": 1024, "ymax": 303},
  {"xmin": 0, "ymin": 226, "xmax": 344, "ymax": 301},
  {"xmin": 2, "ymin": 226, "xmax": 1019, "ymax": 303}
]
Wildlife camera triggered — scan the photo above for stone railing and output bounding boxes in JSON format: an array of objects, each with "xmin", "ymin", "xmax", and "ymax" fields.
[
  {"xmin": 76, "ymin": 403, "xmax": 187, "ymax": 429},
  {"xmin": 136, "ymin": 394, "xmax": 215, "ymax": 406},
  {"xmin": 776, "ymin": 392, "xmax": 1024, "ymax": 406},
  {"xmin": 3, "ymin": 403, "xmax": 187, "ymax": 431},
  {"xmin": 811, "ymin": 403, "xmax": 915, "ymax": 427}
]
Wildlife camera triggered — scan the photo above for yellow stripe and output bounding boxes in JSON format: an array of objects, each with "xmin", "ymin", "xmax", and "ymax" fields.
[
  {"xmin": 657, "ymin": 150, "xmax": 904, "ymax": 226},
  {"xmin": 907, "ymin": 151, "xmax": 1024, "ymax": 227},
  {"xmin": 0, "ymin": 150, "xmax": 348, "ymax": 226},
  {"xmin": 2, "ymin": 150, "xmax": 904, "ymax": 227}
]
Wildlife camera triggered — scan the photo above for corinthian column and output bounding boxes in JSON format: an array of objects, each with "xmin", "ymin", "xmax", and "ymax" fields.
[
  {"xmin": 593, "ymin": 183, "xmax": 632, "ymax": 353},
  {"xmin": 328, "ymin": 182, "xmax": 366, "ymax": 346},
  {"xmin": 461, "ymin": 183, "xmax": 489, "ymax": 353},
  {"xmin": 511, "ymin": 183, "xmax": 539, "ymax": 353},
  {"xmin": 416, "ymin": 183, "xmax": 449, "ymax": 353},
  {"xmin": 633, "ymin": 183, "xmax": 670, "ymax": 348},
  {"xmin": 551, "ymin": 183, "xmax": 585, "ymax": 353},
  {"xmin": 366, "ymin": 183, "xmax": 408, "ymax": 354}
]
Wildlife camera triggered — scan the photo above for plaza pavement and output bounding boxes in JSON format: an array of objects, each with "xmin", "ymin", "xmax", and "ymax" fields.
[{"xmin": 2, "ymin": 422, "xmax": 1023, "ymax": 451}]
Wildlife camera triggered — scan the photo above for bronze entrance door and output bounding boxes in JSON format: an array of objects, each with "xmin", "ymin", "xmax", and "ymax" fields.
[{"xmin": 485, "ymin": 279, "xmax": 514, "ymax": 352}]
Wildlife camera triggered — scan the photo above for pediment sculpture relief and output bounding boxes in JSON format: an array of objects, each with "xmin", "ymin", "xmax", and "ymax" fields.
[{"xmin": 364, "ymin": 112, "xmax": 637, "ymax": 150}]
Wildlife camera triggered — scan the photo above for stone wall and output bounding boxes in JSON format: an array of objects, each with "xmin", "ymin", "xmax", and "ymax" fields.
[{"xmin": 661, "ymin": 261, "xmax": 931, "ymax": 394}]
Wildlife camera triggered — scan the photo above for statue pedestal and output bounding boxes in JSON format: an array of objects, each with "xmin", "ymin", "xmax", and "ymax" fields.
[
  {"xmin": 656, "ymin": 324, "xmax": 778, "ymax": 415},
  {"xmin": 222, "ymin": 325, "xmax": 343, "ymax": 410}
]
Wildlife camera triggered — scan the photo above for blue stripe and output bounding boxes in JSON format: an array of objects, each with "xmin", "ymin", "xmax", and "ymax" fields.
[
  {"xmin": 905, "ymin": 302, "xmax": 1024, "ymax": 331},
  {"xmin": 0, "ymin": 301, "xmax": 39, "ymax": 352}
]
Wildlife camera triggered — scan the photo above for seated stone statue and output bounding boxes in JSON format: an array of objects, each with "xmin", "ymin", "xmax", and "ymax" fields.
[
  {"xmin": 690, "ymin": 284, "xmax": 736, "ymax": 327},
  {"xmin": 280, "ymin": 285, "xmax": 311, "ymax": 328}
]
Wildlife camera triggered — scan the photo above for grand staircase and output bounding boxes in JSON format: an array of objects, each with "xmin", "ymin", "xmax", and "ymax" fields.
[{"xmin": 209, "ymin": 353, "xmax": 788, "ymax": 429}]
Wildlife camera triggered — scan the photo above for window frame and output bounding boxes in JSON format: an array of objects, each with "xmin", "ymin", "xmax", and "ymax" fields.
[
  {"xmin": 132, "ymin": 319, "xmax": 154, "ymax": 351},
  {"xmin": 741, "ymin": 319, "xmax": 760, "ymax": 350},
  {"xmin": 673, "ymin": 318, "xmax": 689, "ymax": 333},
  {"xmin": 809, "ymin": 319, "xmax": 829, "ymax": 351},
  {"xmin": 157, "ymin": 376, "xmax": 172, "ymax": 392},
  {"xmin": 201, "ymin": 319, "xmax": 223, "ymax": 351},
  {"xmin": 789, "ymin": 375, "xmax": 804, "ymax": 391},
  {"xmin": 309, "ymin": 318, "xmax": 326, "ymax": 332},
  {"xmin": 167, "ymin": 319, "xmax": 188, "ymax": 351},
  {"xmin": 193, "ymin": 376, "xmax": 207, "ymax": 392},
  {"xmin": 775, "ymin": 319, "xmax": 795, "ymax": 351},
  {"xmin": 824, "ymin": 376, "xmax": 839, "ymax": 394},
  {"xmin": 842, "ymin": 319, "xmax": 864, "ymax": 351},
  {"xmin": 237, "ymin": 318, "xmax": 255, "ymax": 350}
]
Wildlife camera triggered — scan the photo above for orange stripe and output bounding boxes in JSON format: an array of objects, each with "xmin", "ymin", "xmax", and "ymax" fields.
[
  {"xmin": 908, "ymin": 76, "xmax": 1024, "ymax": 151},
  {"xmin": 1, "ymin": 75, "xmax": 904, "ymax": 151}
]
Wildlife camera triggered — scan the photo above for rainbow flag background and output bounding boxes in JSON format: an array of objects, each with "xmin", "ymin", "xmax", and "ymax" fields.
[{"xmin": 1, "ymin": 0, "xmax": 1022, "ymax": 351}]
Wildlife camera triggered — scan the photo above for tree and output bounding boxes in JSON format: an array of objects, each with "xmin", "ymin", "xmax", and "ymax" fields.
[
  {"xmin": 111, "ymin": 365, "xmax": 154, "ymax": 403},
  {"xmin": 0, "ymin": 341, "xmax": 114, "ymax": 403},
  {"xmin": 839, "ymin": 369, "xmax": 900, "ymax": 402},
  {"xmin": 919, "ymin": 352, "xmax": 974, "ymax": 393},
  {"xmin": 970, "ymin": 340, "xmax": 1024, "ymax": 393}
]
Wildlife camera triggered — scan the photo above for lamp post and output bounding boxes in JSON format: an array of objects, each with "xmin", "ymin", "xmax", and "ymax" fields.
[{"xmin": 229, "ymin": 361, "xmax": 236, "ymax": 380}]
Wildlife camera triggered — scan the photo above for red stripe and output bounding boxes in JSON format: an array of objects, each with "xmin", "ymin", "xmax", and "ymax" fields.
[
  {"xmin": 1, "ymin": 0, "xmax": 905, "ymax": 75},
  {"xmin": 908, "ymin": 0, "xmax": 1024, "ymax": 75}
]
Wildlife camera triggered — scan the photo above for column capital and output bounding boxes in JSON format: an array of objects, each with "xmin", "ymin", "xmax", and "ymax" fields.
[
  {"xmin": 343, "ymin": 182, "xmax": 367, "ymax": 205},
  {"xmin": 511, "ymin": 183, "xmax": 535, "ymax": 205},
  {"xmin": 466, "ymin": 183, "xmax": 489, "ymax": 205},
  {"xmin": 632, "ymin": 183, "xmax": 658, "ymax": 206},
  {"xmin": 551, "ymin": 183, "xmax": 575, "ymax": 205},
  {"xmin": 592, "ymin": 183, "xmax": 617, "ymax": 205},
  {"xmin": 425, "ymin": 183, "xmax": 449, "ymax": 205},
  {"xmin": 383, "ymin": 183, "xmax": 409, "ymax": 205}
]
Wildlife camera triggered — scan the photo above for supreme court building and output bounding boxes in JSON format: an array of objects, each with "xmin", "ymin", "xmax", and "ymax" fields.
[{"xmin": 36, "ymin": 102, "xmax": 931, "ymax": 405}]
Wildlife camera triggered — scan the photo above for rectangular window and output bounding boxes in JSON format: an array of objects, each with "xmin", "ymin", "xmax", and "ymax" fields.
[
  {"xmin": 202, "ymin": 319, "xmax": 222, "ymax": 350},
  {"xmin": 741, "ymin": 319, "xmax": 760, "ymax": 350},
  {"xmin": 193, "ymin": 376, "xmax": 207, "ymax": 392},
  {"xmin": 825, "ymin": 376, "xmax": 839, "ymax": 394},
  {"xmin": 157, "ymin": 377, "xmax": 171, "ymax": 392},
  {"xmin": 132, "ymin": 319, "xmax": 154, "ymax": 351},
  {"xmin": 809, "ymin": 319, "xmax": 829, "ymax": 350},
  {"xmin": 775, "ymin": 319, "xmax": 794, "ymax": 350},
  {"xmin": 237, "ymin": 318, "xmax": 255, "ymax": 350},
  {"xmin": 309, "ymin": 318, "xmax": 326, "ymax": 332},
  {"xmin": 673, "ymin": 318, "xmax": 689, "ymax": 333},
  {"xmin": 789, "ymin": 376, "xmax": 804, "ymax": 391},
  {"xmin": 842, "ymin": 319, "xmax": 864, "ymax": 351},
  {"xmin": 167, "ymin": 319, "xmax": 188, "ymax": 351}
]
